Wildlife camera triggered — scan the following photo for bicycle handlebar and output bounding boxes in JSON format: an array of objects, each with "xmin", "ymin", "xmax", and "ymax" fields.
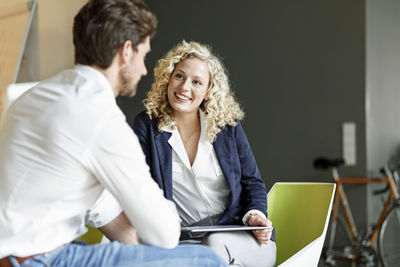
[
  {"xmin": 373, "ymin": 184, "xmax": 390, "ymax": 195},
  {"xmin": 313, "ymin": 157, "xmax": 345, "ymax": 170},
  {"xmin": 313, "ymin": 157, "xmax": 392, "ymax": 195}
]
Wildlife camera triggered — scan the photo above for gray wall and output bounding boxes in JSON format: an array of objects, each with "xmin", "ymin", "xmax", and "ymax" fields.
[
  {"xmin": 117, "ymin": 0, "xmax": 368, "ymax": 227},
  {"xmin": 366, "ymin": 0, "xmax": 400, "ymax": 174},
  {"xmin": 366, "ymin": 0, "xmax": 400, "ymax": 229}
]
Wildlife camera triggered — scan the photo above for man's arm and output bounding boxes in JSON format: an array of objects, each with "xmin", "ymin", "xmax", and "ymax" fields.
[
  {"xmin": 100, "ymin": 212, "xmax": 138, "ymax": 244},
  {"xmin": 86, "ymin": 112, "xmax": 180, "ymax": 249},
  {"xmin": 86, "ymin": 190, "xmax": 137, "ymax": 244}
]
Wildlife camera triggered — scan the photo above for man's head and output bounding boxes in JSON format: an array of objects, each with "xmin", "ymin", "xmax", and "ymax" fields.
[
  {"xmin": 117, "ymin": 36, "xmax": 151, "ymax": 97},
  {"xmin": 73, "ymin": 0, "xmax": 157, "ymax": 69},
  {"xmin": 74, "ymin": 0, "xmax": 157, "ymax": 97}
]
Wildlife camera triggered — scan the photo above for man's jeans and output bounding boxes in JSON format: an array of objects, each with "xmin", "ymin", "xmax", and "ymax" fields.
[{"xmin": 9, "ymin": 241, "xmax": 227, "ymax": 267}]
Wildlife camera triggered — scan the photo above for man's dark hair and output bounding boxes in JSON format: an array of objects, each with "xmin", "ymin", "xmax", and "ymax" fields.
[{"xmin": 73, "ymin": 0, "xmax": 157, "ymax": 69}]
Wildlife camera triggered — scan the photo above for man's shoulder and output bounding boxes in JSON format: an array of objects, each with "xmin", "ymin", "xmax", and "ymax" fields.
[{"xmin": 39, "ymin": 68, "xmax": 120, "ymax": 134}]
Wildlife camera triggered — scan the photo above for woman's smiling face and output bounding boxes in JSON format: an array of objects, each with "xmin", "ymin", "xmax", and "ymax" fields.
[{"xmin": 167, "ymin": 57, "xmax": 210, "ymax": 116}]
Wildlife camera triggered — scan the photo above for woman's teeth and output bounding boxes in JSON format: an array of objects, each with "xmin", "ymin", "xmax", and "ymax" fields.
[{"xmin": 176, "ymin": 93, "xmax": 190, "ymax": 101}]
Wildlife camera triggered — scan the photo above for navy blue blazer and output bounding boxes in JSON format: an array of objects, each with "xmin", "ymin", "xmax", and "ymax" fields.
[{"xmin": 132, "ymin": 111, "xmax": 271, "ymax": 232}]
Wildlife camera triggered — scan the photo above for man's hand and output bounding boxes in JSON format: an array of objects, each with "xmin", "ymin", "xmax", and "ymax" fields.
[{"xmin": 248, "ymin": 214, "xmax": 273, "ymax": 244}]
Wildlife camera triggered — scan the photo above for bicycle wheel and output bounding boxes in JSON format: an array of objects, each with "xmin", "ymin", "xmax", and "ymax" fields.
[
  {"xmin": 321, "ymin": 213, "xmax": 356, "ymax": 267},
  {"xmin": 378, "ymin": 204, "xmax": 400, "ymax": 267}
]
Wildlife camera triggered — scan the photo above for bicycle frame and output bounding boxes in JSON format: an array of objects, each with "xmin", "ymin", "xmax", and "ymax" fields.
[{"xmin": 330, "ymin": 167, "xmax": 400, "ymax": 247}]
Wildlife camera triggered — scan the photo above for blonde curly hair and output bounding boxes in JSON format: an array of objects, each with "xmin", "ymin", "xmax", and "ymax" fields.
[{"xmin": 144, "ymin": 40, "xmax": 244, "ymax": 142}]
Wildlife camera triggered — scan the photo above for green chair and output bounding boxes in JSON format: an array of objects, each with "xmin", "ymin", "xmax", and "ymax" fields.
[
  {"xmin": 267, "ymin": 183, "xmax": 336, "ymax": 267},
  {"xmin": 76, "ymin": 225, "xmax": 103, "ymax": 245}
]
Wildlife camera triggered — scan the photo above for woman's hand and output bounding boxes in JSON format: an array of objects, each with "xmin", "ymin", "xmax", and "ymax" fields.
[{"xmin": 248, "ymin": 214, "xmax": 273, "ymax": 244}]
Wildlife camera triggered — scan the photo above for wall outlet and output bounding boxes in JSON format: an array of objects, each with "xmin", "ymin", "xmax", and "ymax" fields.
[{"xmin": 343, "ymin": 122, "xmax": 356, "ymax": 166}]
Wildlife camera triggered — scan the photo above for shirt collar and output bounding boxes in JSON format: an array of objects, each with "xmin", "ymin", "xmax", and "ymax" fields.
[
  {"xmin": 160, "ymin": 119, "xmax": 176, "ymax": 133},
  {"xmin": 165, "ymin": 109, "xmax": 213, "ymax": 172},
  {"xmin": 161, "ymin": 109, "xmax": 209, "ymax": 141},
  {"xmin": 74, "ymin": 65, "xmax": 115, "ymax": 99}
]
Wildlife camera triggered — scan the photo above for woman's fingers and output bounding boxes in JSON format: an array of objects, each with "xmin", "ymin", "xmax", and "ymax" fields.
[{"xmin": 253, "ymin": 228, "xmax": 272, "ymax": 244}]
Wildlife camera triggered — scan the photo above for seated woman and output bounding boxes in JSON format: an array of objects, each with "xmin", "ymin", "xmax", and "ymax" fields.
[{"xmin": 132, "ymin": 40, "xmax": 276, "ymax": 267}]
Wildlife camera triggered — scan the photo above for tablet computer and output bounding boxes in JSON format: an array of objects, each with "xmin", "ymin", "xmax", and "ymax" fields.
[{"xmin": 181, "ymin": 225, "xmax": 272, "ymax": 233}]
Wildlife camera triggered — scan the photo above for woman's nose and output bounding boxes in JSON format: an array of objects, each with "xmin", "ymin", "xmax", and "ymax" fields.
[{"xmin": 180, "ymin": 79, "xmax": 191, "ymax": 91}]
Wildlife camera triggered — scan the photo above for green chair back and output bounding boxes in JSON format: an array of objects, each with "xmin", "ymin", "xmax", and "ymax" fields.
[
  {"xmin": 76, "ymin": 225, "xmax": 103, "ymax": 245},
  {"xmin": 267, "ymin": 183, "xmax": 335, "ymax": 266}
]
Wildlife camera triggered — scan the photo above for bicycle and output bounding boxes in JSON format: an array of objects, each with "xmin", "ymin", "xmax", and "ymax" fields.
[{"xmin": 313, "ymin": 157, "xmax": 400, "ymax": 267}]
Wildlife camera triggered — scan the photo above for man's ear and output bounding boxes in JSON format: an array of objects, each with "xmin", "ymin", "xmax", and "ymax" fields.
[{"xmin": 119, "ymin": 40, "xmax": 134, "ymax": 64}]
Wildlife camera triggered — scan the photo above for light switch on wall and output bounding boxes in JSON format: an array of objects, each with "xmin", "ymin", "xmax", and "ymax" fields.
[{"xmin": 343, "ymin": 122, "xmax": 356, "ymax": 166}]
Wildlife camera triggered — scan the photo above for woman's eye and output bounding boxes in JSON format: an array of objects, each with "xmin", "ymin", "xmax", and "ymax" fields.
[
  {"xmin": 193, "ymin": 80, "xmax": 202, "ymax": 86},
  {"xmin": 175, "ymin": 73, "xmax": 183, "ymax": 79}
]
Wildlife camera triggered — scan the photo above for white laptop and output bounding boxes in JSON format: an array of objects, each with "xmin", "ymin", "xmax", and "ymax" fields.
[{"xmin": 181, "ymin": 225, "xmax": 272, "ymax": 233}]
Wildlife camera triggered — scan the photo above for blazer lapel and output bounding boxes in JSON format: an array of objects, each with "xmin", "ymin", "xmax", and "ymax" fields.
[
  {"xmin": 154, "ymin": 132, "xmax": 173, "ymax": 200},
  {"xmin": 213, "ymin": 130, "xmax": 235, "ymax": 191}
]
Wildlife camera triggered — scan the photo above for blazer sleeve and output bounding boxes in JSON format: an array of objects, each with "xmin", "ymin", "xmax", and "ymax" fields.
[
  {"xmin": 131, "ymin": 111, "xmax": 153, "ymax": 170},
  {"xmin": 234, "ymin": 121, "xmax": 268, "ymax": 216}
]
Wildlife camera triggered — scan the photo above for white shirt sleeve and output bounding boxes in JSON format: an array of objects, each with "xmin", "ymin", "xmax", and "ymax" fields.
[
  {"xmin": 86, "ymin": 189, "xmax": 123, "ymax": 228},
  {"xmin": 84, "ymin": 111, "xmax": 180, "ymax": 249},
  {"xmin": 242, "ymin": 209, "xmax": 267, "ymax": 225}
]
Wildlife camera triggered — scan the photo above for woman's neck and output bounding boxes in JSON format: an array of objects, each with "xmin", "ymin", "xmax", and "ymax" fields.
[
  {"xmin": 174, "ymin": 110, "xmax": 200, "ymax": 130},
  {"xmin": 174, "ymin": 110, "xmax": 201, "ymax": 166}
]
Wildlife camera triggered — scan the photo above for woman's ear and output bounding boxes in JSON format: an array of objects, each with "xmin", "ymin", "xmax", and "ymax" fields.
[{"xmin": 204, "ymin": 89, "xmax": 210, "ymax": 101}]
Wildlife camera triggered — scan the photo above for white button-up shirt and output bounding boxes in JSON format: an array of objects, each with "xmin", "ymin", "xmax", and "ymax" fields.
[
  {"xmin": 162, "ymin": 110, "xmax": 267, "ymax": 226},
  {"xmin": 0, "ymin": 65, "xmax": 180, "ymax": 258},
  {"xmin": 162, "ymin": 111, "xmax": 230, "ymax": 225}
]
